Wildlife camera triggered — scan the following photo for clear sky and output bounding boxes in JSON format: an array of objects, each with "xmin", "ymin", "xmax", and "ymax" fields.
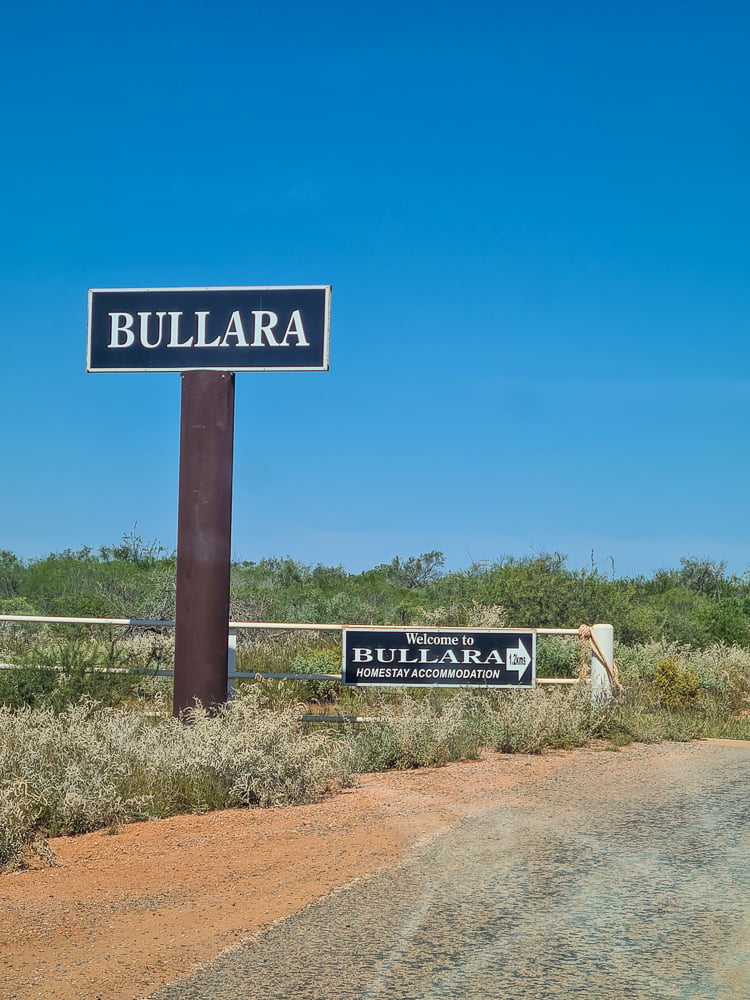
[{"xmin": 1, "ymin": 0, "xmax": 748, "ymax": 578}]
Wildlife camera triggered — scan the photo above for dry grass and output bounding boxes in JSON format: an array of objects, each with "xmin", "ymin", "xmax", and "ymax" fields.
[
  {"xmin": 0, "ymin": 688, "xmax": 354, "ymax": 872},
  {"xmin": 3, "ymin": 634, "xmax": 749, "ymax": 872},
  {"xmin": 0, "ymin": 681, "xmax": 608, "ymax": 871},
  {"xmin": 342, "ymin": 685, "xmax": 604, "ymax": 770}
]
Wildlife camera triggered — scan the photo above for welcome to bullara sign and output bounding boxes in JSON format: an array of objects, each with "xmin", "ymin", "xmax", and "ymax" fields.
[
  {"xmin": 343, "ymin": 629, "xmax": 536, "ymax": 688},
  {"xmin": 87, "ymin": 286, "xmax": 331, "ymax": 372}
]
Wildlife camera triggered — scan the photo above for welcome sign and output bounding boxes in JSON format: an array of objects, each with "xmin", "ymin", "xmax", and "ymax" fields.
[
  {"xmin": 87, "ymin": 286, "xmax": 331, "ymax": 372},
  {"xmin": 342, "ymin": 629, "xmax": 536, "ymax": 688}
]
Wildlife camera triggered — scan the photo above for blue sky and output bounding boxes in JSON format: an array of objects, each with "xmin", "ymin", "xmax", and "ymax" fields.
[{"xmin": 1, "ymin": 0, "xmax": 748, "ymax": 577}]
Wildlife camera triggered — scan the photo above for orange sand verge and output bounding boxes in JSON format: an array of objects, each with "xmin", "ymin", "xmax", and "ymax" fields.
[{"xmin": 1, "ymin": 749, "xmax": 609, "ymax": 1000}]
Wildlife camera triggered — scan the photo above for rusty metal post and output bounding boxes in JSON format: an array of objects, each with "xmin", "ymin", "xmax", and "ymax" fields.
[{"xmin": 173, "ymin": 371, "xmax": 235, "ymax": 716}]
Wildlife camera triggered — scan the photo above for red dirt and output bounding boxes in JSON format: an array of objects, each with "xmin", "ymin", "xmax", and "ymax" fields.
[{"xmin": 0, "ymin": 749, "xmax": 609, "ymax": 1000}]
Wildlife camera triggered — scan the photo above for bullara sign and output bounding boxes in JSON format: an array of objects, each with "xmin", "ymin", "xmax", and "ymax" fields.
[
  {"xmin": 86, "ymin": 282, "xmax": 330, "ymax": 716},
  {"xmin": 87, "ymin": 286, "xmax": 331, "ymax": 372},
  {"xmin": 342, "ymin": 629, "xmax": 536, "ymax": 688}
]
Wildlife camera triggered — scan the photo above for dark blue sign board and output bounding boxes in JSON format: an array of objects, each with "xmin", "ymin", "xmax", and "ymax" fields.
[
  {"xmin": 87, "ymin": 286, "xmax": 331, "ymax": 372},
  {"xmin": 342, "ymin": 629, "xmax": 536, "ymax": 688}
]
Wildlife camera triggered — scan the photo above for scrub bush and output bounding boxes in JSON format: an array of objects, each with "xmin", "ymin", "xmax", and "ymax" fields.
[
  {"xmin": 653, "ymin": 657, "xmax": 701, "ymax": 708},
  {"xmin": 345, "ymin": 690, "xmax": 484, "ymax": 771},
  {"xmin": 476, "ymin": 686, "xmax": 605, "ymax": 753},
  {"xmin": 0, "ymin": 688, "xmax": 354, "ymax": 872},
  {"xmin": 536, "ymin": 635, "xmax": 580, "ymax": 677}
]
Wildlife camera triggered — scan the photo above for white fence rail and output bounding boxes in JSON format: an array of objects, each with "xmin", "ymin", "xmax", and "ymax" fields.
[{"xmin": 0, "ymin": 615, "xmax": 612, "ymax": 699}]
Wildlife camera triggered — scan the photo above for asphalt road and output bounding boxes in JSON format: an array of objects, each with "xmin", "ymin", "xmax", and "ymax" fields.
[{"xmin": 145, "ymin": 742, "xmax": 749, "ymax": 1000}]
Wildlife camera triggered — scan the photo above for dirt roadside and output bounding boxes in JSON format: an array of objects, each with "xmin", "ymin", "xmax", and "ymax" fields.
[{"xmin": 0, "ymin": 744, "xmax": 709, "ymax": 1000}]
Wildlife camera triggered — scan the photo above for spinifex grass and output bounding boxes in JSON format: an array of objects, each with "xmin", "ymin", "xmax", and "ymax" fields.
[
  {"xmin": 609, "ymin": 640, "xmax": 750, "ymax": 744},
  {"xmin": 2, "ymin": 637, "xmax": 748, "ymax": 872},
  {"xmin": 0, "ymin": 687, "xmax": 354, "ymax": 872},
  {"xmin": 297, "ymin": 683, "xmax": 607, "ymax": 770}
]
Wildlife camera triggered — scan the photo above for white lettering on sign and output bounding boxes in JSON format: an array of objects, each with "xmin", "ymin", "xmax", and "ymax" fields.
[
  {"xmin": 280, "ymin": 310, "xmax": 309, "ymax": 346},
  {"xmin": 413, "ymin": 668, "xmax": 506, "ymax": 680},
  {"xmin": 106, "ymin": 311, "xmax": 311, "ymax": 350},
  {"xmin": 108, "ymin": 313, "xmax": 135, "ymax": 348},
  {"xmin": 405, "ymin": 632, "xmax": 460, "ymax": 645},
  {"xmin": 155, "ymin": 312, "xmax": 171, "ymax": 348},
  {"xmin": 356, "ymin": 667, "xmax": 413, "ymax": 679},
  {"xmin": 353, "ymin": 666, "xmax": 510, "ymax": 681},
  {"xmin": 221, "ymin": 311, "xmax": 249, "ymax": 348},
  {"xmin": 350, "ymin": 645, "xmax": 508, "ymax": 666},
  {"xmin": 166, "ymin": 312, "xmax": 189, "ymax": 348},
  {"xmin": 195, "ymin": 311, "xmax": 220, "ymax": 348},
  {"xmin": 138, "ymin": 312, "xmax": 160, "ymax": 349},
  {"xmin": 251, "ymin": 311, "xmax": 279, "ymax": 346}
]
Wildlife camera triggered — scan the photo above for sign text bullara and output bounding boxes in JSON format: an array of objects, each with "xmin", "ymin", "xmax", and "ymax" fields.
[
  {"xmin": 87, "ymin": 286, "xmax": 330, "ymax": 372},
  {"xmin": 342, "ymin": 629, "xmax": 536, "ymax": 688}
]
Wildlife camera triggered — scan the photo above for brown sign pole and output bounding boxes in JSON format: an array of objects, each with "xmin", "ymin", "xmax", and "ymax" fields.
[{"xmin": 173, "ymin": 370, "xmax": 235, "ymax": 716}]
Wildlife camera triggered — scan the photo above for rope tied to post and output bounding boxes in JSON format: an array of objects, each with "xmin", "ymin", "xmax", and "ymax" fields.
[{"xmin": 577, "ymin": 624, "xmax": 624, "ymax": 694}]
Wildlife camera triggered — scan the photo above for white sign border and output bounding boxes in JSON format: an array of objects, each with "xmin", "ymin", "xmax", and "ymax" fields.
[{"xmin": 86, "ymin": 285, "xmax": 331, "ymax": 373}]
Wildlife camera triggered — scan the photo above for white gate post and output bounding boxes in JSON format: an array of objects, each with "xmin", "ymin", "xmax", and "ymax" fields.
[
  {"xmin": 226, "ymin": 629, "xmax": 238, "ymax": 700},
  {"xmin": 590, "ymin": 623, "xmax": 614, "ymax": 704}
]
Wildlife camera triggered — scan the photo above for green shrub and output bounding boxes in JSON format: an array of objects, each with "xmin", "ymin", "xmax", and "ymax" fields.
[
  {"xmin": 0, "ymin": 664, "xmax": 59, "ymax": 709},
  {"xmin": 653, "ymin": 657, "xmax": 702, "ymax": 708},
  {"xmin": 536, "ymin": 635, "xmax": 579, "ymax": 677},
  {"xmin": 286, "ymin": 647, "xmax": 342, "ymax": 703}
]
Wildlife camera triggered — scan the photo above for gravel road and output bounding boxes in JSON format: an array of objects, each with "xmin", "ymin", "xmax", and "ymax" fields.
[{"xmin": 145, "ymin": 742, "xmax": 749, "ymax": 1000}]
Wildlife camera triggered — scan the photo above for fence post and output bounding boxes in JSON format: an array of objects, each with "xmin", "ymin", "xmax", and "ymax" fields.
[
  {"xmin": 590, "ymin": 623, "xmax": 614, "ymax": 703},
  {"xmin": 227, "ymin": 629, "xmax": 237, "ymax": 701}
]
